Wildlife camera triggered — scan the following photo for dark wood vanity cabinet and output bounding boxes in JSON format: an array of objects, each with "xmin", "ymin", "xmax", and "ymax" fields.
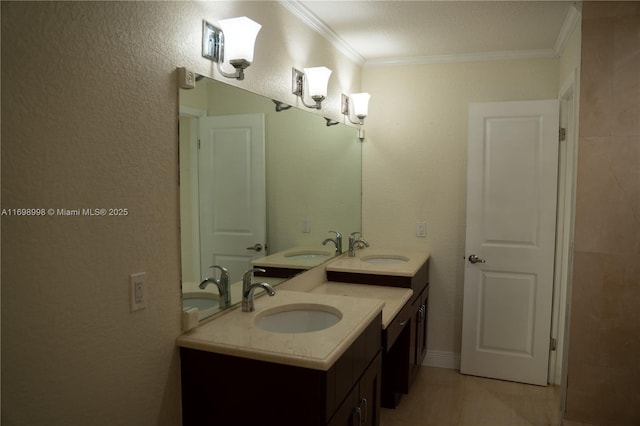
[
  {"xmin": 180, "ymin": 313, "xmax": 382, "ymax": 426},
  {"xmin": 328, "ymin": 258, "xmax": 430, "ymax": 408}
]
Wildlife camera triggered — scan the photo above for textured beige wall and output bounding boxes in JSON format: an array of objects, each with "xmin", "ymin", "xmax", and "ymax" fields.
[
  {"xmin": 565, "ymin": 2, "xmax": 640, "ymax": 425},
  {"xmin": 1, "ymin": 2, "xmax": 361, "ymax": 425},
  {"xmin": 361, "ymin": 58, "xmax": 559, "ymax": 356}
]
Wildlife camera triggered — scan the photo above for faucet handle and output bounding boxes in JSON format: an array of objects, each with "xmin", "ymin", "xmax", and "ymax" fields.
[
  {"xmin": 329, "ymin": 230, "xmax": 342, "ymax": 238},
  {"xmin": 349, "ymin": 231, "xmax": 362, "ymax": 239}
]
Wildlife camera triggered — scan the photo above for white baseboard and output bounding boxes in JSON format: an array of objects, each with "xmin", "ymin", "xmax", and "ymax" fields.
[{"xmin": 423, "ymin": 350, "xmax": 460, "ymax": 370}]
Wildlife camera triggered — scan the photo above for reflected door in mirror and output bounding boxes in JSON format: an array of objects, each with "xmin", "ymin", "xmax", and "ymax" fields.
[{"xmin": 199, "ymin": 113, "xmax": 266, "ymax": 282}]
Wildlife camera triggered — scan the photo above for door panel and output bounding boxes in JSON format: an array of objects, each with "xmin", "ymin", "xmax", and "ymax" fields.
[{"xmin": 461, "ymin": 100, "xmax": 559, "ymax": 386}]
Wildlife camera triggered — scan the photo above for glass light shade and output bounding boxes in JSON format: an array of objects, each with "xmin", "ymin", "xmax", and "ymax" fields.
[
  {"xmin": 219, "ymin": 17, "xmax": 261, "ymax": 64},
  {"xmin": 350, "ymin": 93, "xmax": 371, "ymax": 117},
  {"xmin": 303, "ymin": 67, "xmax": 332, "ymax": 98}
]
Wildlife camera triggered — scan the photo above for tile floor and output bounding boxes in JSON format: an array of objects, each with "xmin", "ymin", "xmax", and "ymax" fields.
[{"xmin": 380, "ymin": 367, "xmax": 562, "ymax": 426}]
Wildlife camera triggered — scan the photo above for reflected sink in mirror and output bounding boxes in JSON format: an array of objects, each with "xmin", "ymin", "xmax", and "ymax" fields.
[
  {"xmin": 254, "ymin": 304, "xmax": 342, "ymax": 333},
  {"xmin": 284, "ymin": 250, "xmax": 332, "ymax": 260},
  {"xmin": 360, "ymin": 255, "xmax": 410, "ymax": 264},
  {"xmin": 183, "ymin": 292, "xmax": 219, "ymax": 320}
]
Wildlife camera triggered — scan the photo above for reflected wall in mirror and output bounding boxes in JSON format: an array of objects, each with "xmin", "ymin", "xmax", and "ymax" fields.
[{"xmin": 179, "ymin": 76, "xmax": 362, "ymax": 320}]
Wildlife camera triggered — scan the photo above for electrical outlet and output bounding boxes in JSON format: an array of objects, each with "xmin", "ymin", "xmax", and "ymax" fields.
[
  {"xmin": 416, "ymin": 221, "xmax": 426, "ymax": 238},
  {"xmin": 177, "ymin": 67, "xmax": 196, "ymax": 89},
  {"xmin": 130, "ymin": 272, "xmax": 147, "ymax": 312}
]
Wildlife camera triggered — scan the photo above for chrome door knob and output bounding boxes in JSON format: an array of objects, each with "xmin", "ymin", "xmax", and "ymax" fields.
[
  {"xmin": 246, "ymin": 243, "xmax": 263, "ymax": 252},
  {"xmin": 468, "ymin": 254, "xmax": 486, "ymax": 264}
]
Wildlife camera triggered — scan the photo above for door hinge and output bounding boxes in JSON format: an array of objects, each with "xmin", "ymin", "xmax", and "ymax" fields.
[
  {"xmin": 198, "ymin": 139, "xmax": 201, "ymax": 149},
  {"xmin": 550, "ymin": 337, "xmax": 557, "ymax": 351},
  {"xmin": 559, "ymin": 127, "xmax": 566, "ymax": 142}
]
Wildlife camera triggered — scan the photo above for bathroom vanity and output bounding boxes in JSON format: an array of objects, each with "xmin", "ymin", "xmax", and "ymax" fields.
[
  {"xmin": 325, "ymin": 250, "xmax": 430, "ymax": 407},
  {"xmin": 177, "ymin": 249, "xmax": 430, "ymax": 424},
  {"xmin": 177, "ymin": 290, "xmax": 384, "ymax": 426}
]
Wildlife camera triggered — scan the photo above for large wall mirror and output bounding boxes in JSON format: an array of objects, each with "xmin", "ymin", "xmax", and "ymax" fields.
[{"xmin": 179, "ymin": 75, "xmax": 362, "ymax": 320}]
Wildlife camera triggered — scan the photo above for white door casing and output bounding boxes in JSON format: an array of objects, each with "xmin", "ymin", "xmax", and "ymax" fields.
[
  {"xmin": 461, "ymin": 100, "xmax": 560, "ymax": 386},
  {"xmin": 199, "ymin": 113, "xmax": 266, "ymax": 283}
]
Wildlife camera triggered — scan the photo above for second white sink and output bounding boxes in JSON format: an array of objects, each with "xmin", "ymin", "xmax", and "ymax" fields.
[
  {"xmin": 255, "ymin": 304, "xmax": 342, "ymax": 333},
  {"xmin": 361, "ymin": 254, "xmax": 409, "ymax": 264}
]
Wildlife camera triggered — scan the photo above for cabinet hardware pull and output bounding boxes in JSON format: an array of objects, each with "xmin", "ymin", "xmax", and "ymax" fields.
[
  {"xmin": 353, "ymin": 406, "xmax": 362, "ymax": 424},
  {"xmin": 361, "ymin": 398, "xmax": 368, "ymax": 424},
  {"xmin": 399, "ymin": 320, "xmax": 407, "ymax": 326},
  {"xmin": 418, "ymin": 305, "xmax": 426, "ymax": 321}
]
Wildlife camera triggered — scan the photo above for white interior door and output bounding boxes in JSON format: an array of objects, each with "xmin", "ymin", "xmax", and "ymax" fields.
[
  {"xmin": 199, "ymin": 113, "xmax": 266, "ymax": 283},
  {"xmin": 461, "ymin": 100, "xmax": 559, "ymax": 386}
]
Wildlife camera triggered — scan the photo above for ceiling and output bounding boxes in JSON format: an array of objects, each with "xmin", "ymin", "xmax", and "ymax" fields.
[{"xmin": 281, "ymin": 1, "xmax": 579, "ymax": 66}]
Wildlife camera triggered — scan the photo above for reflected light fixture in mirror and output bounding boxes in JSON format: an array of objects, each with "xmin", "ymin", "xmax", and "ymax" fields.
[
  {"xmin": 342, "ymin": 93, "xmax": 371, "ymax": 125},
  {"xmin": 202, "ymin": 17, "xmax": 261, "ymax": 81},
  {"xmin": 292, "ymin": 66, "xmax": 332, "ymax": 109}
]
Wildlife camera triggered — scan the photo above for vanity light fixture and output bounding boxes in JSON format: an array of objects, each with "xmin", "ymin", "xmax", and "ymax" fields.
[
  {"xmin": 341, "ymin": 93, "xmax": 371, "ymax": 125},
  {"xmin": 292, "ymin": 67, "xmax": 332, "ymax": 110},
  {"xmin": 324, "ymin": 117, "xmax": 339, "ymax": 127},
  {"xmin": 202, "ymin": 17, "xmax": 261, "ymax": 81}
]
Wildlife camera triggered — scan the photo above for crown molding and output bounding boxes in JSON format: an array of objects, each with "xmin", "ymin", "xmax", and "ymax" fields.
[
  {"xmin": 553, "ymin": 3, "xmax": 581, "ymax": 55},
  {"xmin": 364, "ymin": 49, "xmax": 558, "ymax": 68},
  {"xmin": 278, "ymin": 0, "xmax": 365, "ymax": 65},
  {"xmin": 281, "ymin": 0, "xmax": 579, "ymax": 68}
]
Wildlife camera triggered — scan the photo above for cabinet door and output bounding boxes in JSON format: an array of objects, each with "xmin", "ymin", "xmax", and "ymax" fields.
[
  {"xmin": 409, "ymin": 288, "xmax": 429, "ymax": 381},
  {"xmin": 329, "ymin": 352, "xmax": 382, "ymax": 426},
  {"xmin": 409, "ymin": 294, "xmax": 421, "ymax": 380},
  {"xmin": 328, "ymin": 388, "xmax": 358, "ymax": 426},
  {"xmin": 416, "ymin": 290, "xmax": 428, "ymax": 367},
  {"xmin": 360, "ymin": 352, "xmax": 382, "ymax": 426}
]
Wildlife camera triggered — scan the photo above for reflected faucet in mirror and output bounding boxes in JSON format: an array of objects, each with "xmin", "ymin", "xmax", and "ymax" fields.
[
  {"xmin": 322, "ymin": 230, "xmax": 343, "ymax": 255},
  {"xmin": 242, "ymin": 268, "xmax": 276, "ymax": 312},
  {"xmin": 199, "ymin": 265, "xmax": 231, "ymax": 309}
]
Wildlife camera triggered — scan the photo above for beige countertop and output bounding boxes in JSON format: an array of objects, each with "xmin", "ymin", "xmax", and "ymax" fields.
[
  {"xmin": 178, "ymin": 249, "xmax": 429, "ymax": 372},
  {"xmin": 309, "ymin": 282, "xmax": 413, "ymax": 329},
  {"xmin": 325, "ymin": 248, "xmax": 430, "ymax": 277},
  {"xmin": 176, "ymin": 289, "xmax": 384, "ymax": 371},
  {"xmin": 251, "ymin": 245, "xmax": 336, "ymax": 270}
]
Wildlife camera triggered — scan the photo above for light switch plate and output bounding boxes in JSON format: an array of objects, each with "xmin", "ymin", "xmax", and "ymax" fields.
[{"xmin": 416, "ymin": 221, "xmax": 426, "ymax": 238}]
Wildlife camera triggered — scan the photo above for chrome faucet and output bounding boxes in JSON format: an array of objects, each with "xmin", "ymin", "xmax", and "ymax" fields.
[
  {"xmin": 242, "ymin": 268, "xmax": 276, "ymax": 312},
  {"xmin": 322, "ymin": 230, "xmax": 343, "ymax": 255},
  {"xmin": 199, "ymin": 265, "xmax": 231, "ymax": 309},
  {"xmin": 348, "ymin": 232, "xmax": 370, "ymax": 257}
]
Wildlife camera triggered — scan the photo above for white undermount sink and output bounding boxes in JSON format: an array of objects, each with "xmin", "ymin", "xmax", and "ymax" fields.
[
  {"xmin": 284, "ymin": 250, "xmax": 332, "ymax": 260},
  {"xmin": 360, "ymin": 254, "xmax": 409, "ymax": 264},
  {"xmin": 254, "ymin": 304, "xmax": 342, "ymax": 333}
]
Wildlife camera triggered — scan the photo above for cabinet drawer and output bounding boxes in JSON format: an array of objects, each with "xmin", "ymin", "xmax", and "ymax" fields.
[{"xmin": 383, "ymin": 300, "xmax": 412, "ymax": 351}]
